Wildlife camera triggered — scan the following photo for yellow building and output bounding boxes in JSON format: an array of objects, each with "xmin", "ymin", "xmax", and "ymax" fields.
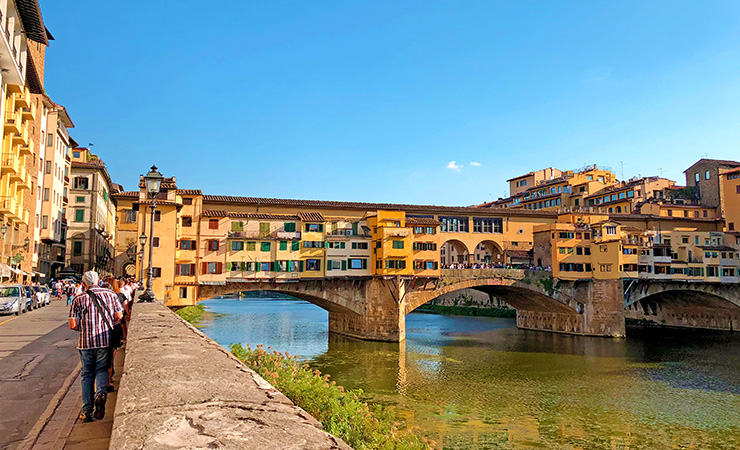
[
  {"xmin": 368, "ymin": 211, "xmax": 413, "ymax": 277},
  {"xmin": 720, "ymin": 168, "xmax": 740, "ymax": 232},
  {"xmin": 584, "ymin": 176, "xmax": 675, "ymax": 214},
  {"xmin": 639, "ymin": 202, "xmax": 716, "ymax": 220}
]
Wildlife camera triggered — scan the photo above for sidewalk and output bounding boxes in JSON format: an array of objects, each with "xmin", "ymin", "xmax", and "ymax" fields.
[{"xmin": 26, "ymin": 344, "xmax": 126, "ymax": 450}]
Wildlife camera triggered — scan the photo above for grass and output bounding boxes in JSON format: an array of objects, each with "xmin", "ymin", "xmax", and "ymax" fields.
[
  {"xmin": 175, "ymin": 303, "xmax": 206, "ymax": 325},
  {"xmin": 415, "ymin": 304, "xmax": 516, "ymax": 318},
  {"xmin": 230, "ymin": 343, "xmax": 430, "ymax": 450}
]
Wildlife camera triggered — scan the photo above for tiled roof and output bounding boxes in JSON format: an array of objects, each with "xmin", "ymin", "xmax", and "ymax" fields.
[
  {"xmin": 139, "ymin": 177, "xmax": 177, "ymax": 190},
  {"xmin": 506, "ymin": 172, "xmax": 535, "ymax": 182},
  {"xmin": 112, "ymin": 191, "xmax": 139, "ymax": 198},
  {"xmin": 135, "ymin": 200, "xmax": 181, "ymax": 208},
  {"xmin": 298, "ymin": 212, "xmax": 325, "ymax": 222},
  {"xmin": 721, "ymin": 167, "xmax": 740, "ymax": 176},
  {"xmin": 176, "ymin": 189, "xmax": 202, "ymax": 195},
  {"xmin": 232, "ymin": 213, "xmax": 301, "ymax": 221},
  {"xmin": 406, "ymin": 217, "xmax": 442, "ymax": 226},
  {"xmin": 683, "ymin": 159, "xmax": 740, "ymax": 173},
  {"xmin": 201, "ymin": 210, "xmax": 229, "ymax": 217},
  {"xmin": 201, "ymin": 195, "xmax": 559, "ymax": 217}
]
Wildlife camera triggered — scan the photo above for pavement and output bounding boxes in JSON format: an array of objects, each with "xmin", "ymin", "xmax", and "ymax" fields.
[{"xmin": 0, "ymin": 297, "xmax": 124, "ymax": 450}]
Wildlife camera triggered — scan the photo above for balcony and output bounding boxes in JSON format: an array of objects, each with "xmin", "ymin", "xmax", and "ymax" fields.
[
  {"xmin": 228, "ymin": 231, "xmax": 277, "ymax": 239},
  {"xmin": 0, "ymin": 197, "xmax": 18, "ymax": 219},
  {"xmin": 1, "ymin": 154, "xmax": 19, "ymax": 175},
  {"xmin": 276, "ymin": 231, "xmax": 301, "ymax": 240},
  {"xmin": 14, "ymin": 91, "xmax": 30, "ymax": 109},
  {"xmin": 4, "ymin": 110, "xmax": 20, "ymax": 134},
  {"xmin": 9, "ymin": 162, "xmax": 24, "ymax": 182},
  {"xmin": 17, "ymin": 166, "xmax": 30, "ymax": 190},
  {"xmin": 18, "ymin": 139, "xmax": 32, "ymax": 156},
  {"xmin": 20, "ymin": 106, "xmax": 33, "ymax": 121}
]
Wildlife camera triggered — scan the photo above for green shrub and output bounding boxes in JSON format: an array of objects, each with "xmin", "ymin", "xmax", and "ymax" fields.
[
  {"xmin": 230, "ymin": 343, "xmax": 429, "ymax": 450},
  {"xmin": 175, "ymin": 303, "xmax": 205, "ymax": 325}
]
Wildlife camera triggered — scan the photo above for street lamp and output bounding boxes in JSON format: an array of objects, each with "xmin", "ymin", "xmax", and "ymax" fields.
[
  {"xmin": 138, "ymin": 233, "xmax": 147, "ymax": 286},
  {"xmin": 139, "ymin": 166, "xmax": 163, "ymax": 303}
]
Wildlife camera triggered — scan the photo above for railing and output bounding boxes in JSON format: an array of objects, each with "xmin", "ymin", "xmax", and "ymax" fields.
[
  {"xmin": 228, "ymin": 231, "xmax": 275, "ymax": 239},
  {"xmin": 327, "ymin": 230, "xmax": 371, "ymax": 237},
  {"xmin": 276, "ymin": 231, "xmax": 301, "ymax": 239}
]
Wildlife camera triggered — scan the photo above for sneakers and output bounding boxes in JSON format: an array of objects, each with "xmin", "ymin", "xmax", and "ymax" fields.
[
  {"xmin": 93, "ymin": 392, "xmax": 107, "ymax": 420},
  {"xmin": 78, "ymin": 410, "xmax": 94, "ymax": 423},
  {"xmin": 107, "ymin": 384, "xmax": 116, "ymax": 393}
]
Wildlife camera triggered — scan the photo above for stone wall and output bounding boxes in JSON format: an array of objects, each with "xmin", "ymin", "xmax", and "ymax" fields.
[{"xmin": 110, "ymin": 301, "xmax": 350, "ymax": 449}]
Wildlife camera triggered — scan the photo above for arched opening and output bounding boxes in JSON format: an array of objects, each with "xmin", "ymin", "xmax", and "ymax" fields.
[
  {"xmin": 625, "ymin": 289, "xmax": 740, "ymax": 332},
  {"xmin": 440, "ymin": 239, "xmax": 471, "ymax": 267},
  {"xmin": 473, "ymin": 240, "xmax": 504, "ymax": 266}
]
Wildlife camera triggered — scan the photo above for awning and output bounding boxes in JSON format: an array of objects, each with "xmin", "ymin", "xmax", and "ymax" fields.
[{"xmin": 0, "ymin": 264, "xmax": 10, "ymax": 278}]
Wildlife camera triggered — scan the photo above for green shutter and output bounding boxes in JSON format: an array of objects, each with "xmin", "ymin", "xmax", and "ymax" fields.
[
  {"xmin": 362, "ymin": 259, "xmax": 367, "ymax": 270},
  {"xmin": 327, "ymin": 260, "xmax": 332, "ymax": 271},
  {"xmin": 280, "ymin": 241, "xmax": 287, "ymax": 250},
  {"xmin": 292, "ymin": 241, "xmax": 299, "ymax": 251},
  {"xmin": 341, "ymin": 260, "xmax": 347, "ymax": 271},
  {"xmin": 352, "ymin": 223, "xmax": 358, "ymax": 235},
  {"xmin": 299, "ymin": 260, "xmax": 304, "ymax": 272}
]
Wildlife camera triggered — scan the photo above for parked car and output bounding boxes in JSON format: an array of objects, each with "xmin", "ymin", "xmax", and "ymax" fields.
[
  {"xmin": 0, "ymin": 285, "xmax": 26, "ymax": 316},
  {"xmin": 24, "ymin": 286, "xmax": 37, "ymax": 310},
  {"xmin": 39, "ymin": 286, "xmax": 51, "ymax": 306}
]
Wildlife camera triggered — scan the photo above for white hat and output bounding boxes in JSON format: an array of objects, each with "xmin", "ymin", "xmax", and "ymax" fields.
[{"xmin": 82, "ymin": 270, "xmax": 99, "ymax": 287}]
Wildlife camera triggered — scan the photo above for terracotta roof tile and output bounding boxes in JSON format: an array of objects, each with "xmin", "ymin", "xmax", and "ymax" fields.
[
  {"xmin": 201, "ymin": 210, "xmax": 229, "ymax": 217},
  {"xmin": 232, "ymin": 213, "xmax": 301, "ymax": 221},
  {"xmin": 298, "ymin": 212, "xmax": 325, "ymax": 222},
  {"xmin": 406, "ymin": 217, "xmax": 442, "ymax": 226},
  {"xmin": 112, "ymin": 191, "xmax": 139, "ymax": 198},
  {"xmin": 176, "ymin": 189, "xmax": 202, "ymax": 195}
]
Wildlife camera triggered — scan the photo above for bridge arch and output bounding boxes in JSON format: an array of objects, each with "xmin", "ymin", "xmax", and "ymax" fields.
[
  {"xmin": 624, "ymin": 281, "xmax": 740, "ymax": 331},
  {"xmin": 473, "ymin": 239, "xmax": 504, "ymax": 265},
  {"xmin": 440, "ymin": 239, "xmax": 471, "ymax": 266},
  {"xmin": 197, "ymin": 280, "xmax": 365, "ymax": 316}
]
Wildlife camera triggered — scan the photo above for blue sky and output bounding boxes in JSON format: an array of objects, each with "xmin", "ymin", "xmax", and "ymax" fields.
[{"xmin": 40, "ymin": 1, "xmax": 740, "ymax": 205}]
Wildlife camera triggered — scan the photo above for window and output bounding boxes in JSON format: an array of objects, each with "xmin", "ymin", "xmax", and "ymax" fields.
[
  {"xmin": 261, "ymin": 242, "xmax": 271, "ymax": 252},
  {"xmin": 203, "ymin": 262, "xmax": 222, "ymax": 274},
  {"xmin": 46, "ymin": 133, "xmax": 53, "ymax": 147},
  {"xmin": 682, "ymin": 237, "xmax": 689, "ymax": 244},
  {"xmin": 182, "ymin": 197, "xmax": 193, "ymax": 205},
  {"xmin": 521, "ymin": 180, "xmax": 527, "ymax": 186},
  {"xmin": 600, "ymin": 245, "xmax": 608, "ymax": 253},
  {"xmin": 605, "ymin": 226, "xmax": 617, "ymax": 235},
  {"xmin": 73, "ymin": 241, "xmax": 82, "ymax": 255},
  {"xmin": 152, "ymin": 267, "xmax": 162, "ymax": 278},
  {"xmin": 291, "ymin": 241, "xmax": 299, "ymax": 251},
  {"xmin": 392, "ymin": 240, "xmax": 404, "ymax": 249},
  {"xmin": 439, "ymin": 216, "xmax": 469, "ymax": 233},
  {"xmin": 705, "ymin": 170, "xmax": 710, "ymax": 180},
  {"xmin": 703, "ymin": 210, "xmax": 708, "ymax": 218},
  {"xmin": 600, "ymin": 264, "xmax": 612, "ymax": 272},
  {"xmin": 559, "ymin": 232, "xmax": 574, "ymax": 239},
  {"xmin": 231, "ymin": 241, "xmax": 244, "ymax": 251},
  {"xmin": 246, "ymin": 242, "xmax": 256, "ymax": 251},
  {"xmin": 154, "ymin": 210, "xmax": 161, "ymax": 222},
  {"xmin": 152, "ymin": 237, "xmax": 160, "ymax": 247},
  {"xmin": 330, "ymin": 260, "xmax": 341, "ymax": 270},
  {"xmin": 42, "ymin": 215, "xmax": 48, "ymax": 229},
  {"xmin": 209, "ymin": 219, "xmax": 219, "ymax": 229},
  {"xmin": 695, "ymin": 173, "xmax": 700, "ymax": 183},
  {"xmin": 284, "ymin": 222, "xmax": 296, "ymax": 232},
  {"xmin": 45, "ymin": 160, "xmax": 51, "ymax": 174},
  {"xmin": 179, "ymin": 287, "xmax": 188, "ymax": 299},
  {"xmin": 180, "ymin": 240, "xmax": 196, "ymax": 250},
  {"xmin": 181, "ymin": 216, "xmax": 192, "ymax": 227},
  {"xmin": 123, "ymin": 209, "xmax": 137, "ymax": 223},
  {"xmin": 176, "ymin": 264, "xmax": 195, "ymax": 276},
  {"xmin": 473, "ymin": 218, "xmax": 503, "ymax": 233},
  {"xmin": 208, "ymin": 240, "xmax": 219, "ymax": 251},
  {"xmin": 305, "ymin": 223, "xmax": 324, "ymax": 232},
  {"xmin": 74, "ymin": 209, "xmax": 84, "ymax": 222},
  {"xmin": 305, "ymin": 259, "xmax": 321, "ymax": 271},
  {"xmin": 73, "ymin": 177, "xmax": 88, "ymax": 189},
  {"xmin": 385, "ymin": 260, "xmax": 406, "ymax": 269},
  {"xmin": 349, "ymin": 258, "xmax": 367, "ymax": 270},
  {"xmin": 76, "ymin": 196, "xmax": 85, "ymax": 203},
  {"xmin": 43, "ymin": 188, "xmax": 49, "ymax": 201},
  {"xmin": 279, "ymin": 241, "xmax": 287, "ymax": 250},
  {"xmin": 352, "ymin": 242, "xmax": 369, "ymax": 249}
]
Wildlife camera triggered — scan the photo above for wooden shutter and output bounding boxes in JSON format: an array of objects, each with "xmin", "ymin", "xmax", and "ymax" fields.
[
  {"xmin": 362, "ymin": 259, "xmax": 367, "ymax": 270},
  {"xmin": 216, "ymin": 263, "xmax": 222, "ymax": 274},
  {"xmin": 299, "ymin": 260, "xmax": 304, "ymax": 272},
  {"xmin": 327, "ymin": 260, "xmax": 332, "ymax": 271},
  {"xmin": 352, "ymin": 223, "xmax": 358, "ymax": 235},
  {"xmin": 175, "ymin": 264, "xmax": 181, "ymax": 276},
  {"xmin": 201, "ymin": 262, "xmax": 207, "ymax": 274},
  {"xmin": 341, "ymin": 260, "xmax": 347, "ymax": 271}
]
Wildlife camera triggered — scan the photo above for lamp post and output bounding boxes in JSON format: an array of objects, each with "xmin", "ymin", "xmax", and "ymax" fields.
[
  {"xmin": 139, "ymin": 166, "xmax": 163, "ymax": 302},
  {"xmin": 0, "ymin": 224, "xmax": 7, "ymax": 265},
  {"xmin": 138, "ymin": 233, "xmax": 146, "ymax": 286}
]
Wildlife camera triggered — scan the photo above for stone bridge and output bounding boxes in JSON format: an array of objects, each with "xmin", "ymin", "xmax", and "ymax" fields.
[
  {"xmin": 624, "ymin": 280, "xmax": 740, "ymax": 331},
  {"xmin": 198, "ymin": 271, "xmax": 740, "ymax": 341}
]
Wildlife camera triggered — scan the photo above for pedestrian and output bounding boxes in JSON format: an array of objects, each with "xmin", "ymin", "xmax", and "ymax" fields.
[{"xmin": 68, "ymin": 270, "xmax": 123, "ymax": 422}]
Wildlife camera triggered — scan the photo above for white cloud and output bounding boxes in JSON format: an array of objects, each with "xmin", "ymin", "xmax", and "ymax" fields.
[
  {"xmin": 446, "ymin": 161, "xmax": 462, "ymax": 171},
  {"xmin": 469, "ymin": 161, "xmax": 482, "ymax": 167}
]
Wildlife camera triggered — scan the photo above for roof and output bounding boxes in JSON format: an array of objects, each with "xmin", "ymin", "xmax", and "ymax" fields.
[
  {"xmin": 406, "ymin": 217, "xmax": 442, "ymax": 226},
  {"xmin": 176, "ymin": 189, "xmax": 202, "ymax": 195},
  {"xmin": 200, "ymin": 211, "xmax": 302, "ymax": 221},
  {"xmin": 697, "ymin": 245, "xmax": 737, "ymax": 252},
  {"xmin": 135, "ymin": 200, "xmax": 181, "ymax": 208},
  {"xmin": 70, "ymin": 160, "xmax": 115, "ymax": 193},
  {"xmin": 506, "ymin": 172, "xmax": 534, "ymax": 182},
  {"xmin": 298, "ymin": 212, "xmax": 325, "ymax": 222},
  {"xmin": 201, "ymin": 210, "xmax": 229, "ymax": 218},
  {"xmin": 720, "ymin": 167, "xmax": 740, "ymax": 176},
  {"xmin": 112, "ymin": 191, "xmax": 139, "ymax": 198},
  {"xmin": 683, "ymin": 159, "xmax": 740, "ymax": 173},
  {"xmin": 16, "ymin": 0, "xmax": 48, "ymax": 45},
  {"xmin": 139, "ymin": 176, "xmax": 177, "ymax": 190}
]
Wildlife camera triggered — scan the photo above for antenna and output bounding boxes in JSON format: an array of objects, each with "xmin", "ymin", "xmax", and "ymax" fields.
[
  {"xmin": 658, "ymin": 168, "xmax": 664, "ymax": 177},
  {"xmin": 619, "ymin": 161, "xmax": 624, "ymax": 180}
]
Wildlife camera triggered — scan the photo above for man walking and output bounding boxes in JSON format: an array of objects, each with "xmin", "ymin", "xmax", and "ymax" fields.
[{"xmin": 68, "ymin": 271, "xmax": 123, "ymax": 422}]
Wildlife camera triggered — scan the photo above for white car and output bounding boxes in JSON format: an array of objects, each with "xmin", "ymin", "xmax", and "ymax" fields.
[{"xmin": 33, "ymin": 286, "xmax": 50, "ymax": 307}]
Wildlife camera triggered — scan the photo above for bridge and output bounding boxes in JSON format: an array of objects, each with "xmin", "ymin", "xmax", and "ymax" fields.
[{"xmin": 197, "ymin": 269, "xmax": 740, "ymax": 341}]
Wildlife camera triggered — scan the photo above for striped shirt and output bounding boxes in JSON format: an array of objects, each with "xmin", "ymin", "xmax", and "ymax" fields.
[{"xmin": 69, "ymin": 287, "xmax": 123, "ymax": 349}]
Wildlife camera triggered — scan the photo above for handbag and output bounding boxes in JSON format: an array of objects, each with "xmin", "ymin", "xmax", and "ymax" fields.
[{"xmin": 88, "ymin": 289, "xmax": 124, "ymax": 348}]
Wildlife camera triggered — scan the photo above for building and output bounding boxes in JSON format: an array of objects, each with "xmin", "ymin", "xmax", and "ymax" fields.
[
  {"xmin": 66, "ymin": 148, "xmax": 119, "ymax": 276},
  {"xmin": 583, "ymin": 176, "xmax": 675, "ymax": 214},
  {"xmin": 533, "ymin": 213, "xmax": 739, "ymax": 282},
  {"xmin": 684, "ymin": 158, "xmax": 740, "ymax": 209},
  {"xmin": 720, "ymin": 168, "xmax": 740, "ymax": 232},
  {"xmin": 0, "ymin": 0, "xmax": 49, "ymax": 280},
  {"xmin": 34, "ymin": 101, "xmax": 73, "ymax": 279},
  {"xmin": 507, "ymin": 167, "xmax": 562, "ymax": 197}
]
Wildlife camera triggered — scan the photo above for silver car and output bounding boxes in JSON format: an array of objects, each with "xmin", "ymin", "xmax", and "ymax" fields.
[{"xmin": 0, "ymin": 285, "xmax": 26, "ymax": 316}]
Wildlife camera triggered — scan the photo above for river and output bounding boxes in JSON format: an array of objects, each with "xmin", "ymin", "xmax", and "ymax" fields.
[{"xmin": 197, "ymin": 297, "xmax": 740, "ymax": 449}]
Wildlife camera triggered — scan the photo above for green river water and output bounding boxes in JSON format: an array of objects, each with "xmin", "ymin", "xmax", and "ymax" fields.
[{"xmin": 198, "ymin": 297, "xmax": 740, "ymax": 449}]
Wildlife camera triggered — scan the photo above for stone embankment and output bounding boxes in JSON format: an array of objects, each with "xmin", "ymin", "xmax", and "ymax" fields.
[{"xmin": 110, "ymin": 301, "xmax": 351, "ymax": 449}]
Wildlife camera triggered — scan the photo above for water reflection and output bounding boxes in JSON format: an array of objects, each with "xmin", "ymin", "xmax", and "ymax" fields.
[{"xmin": 200, "ymin": 297, "xmax": 740, "ymax": 449}]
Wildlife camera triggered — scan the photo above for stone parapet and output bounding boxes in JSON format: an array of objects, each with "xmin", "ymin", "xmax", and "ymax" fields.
[{"xmin": 110, "ymin": 301, "xmax": 351, "ymax": 449}]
